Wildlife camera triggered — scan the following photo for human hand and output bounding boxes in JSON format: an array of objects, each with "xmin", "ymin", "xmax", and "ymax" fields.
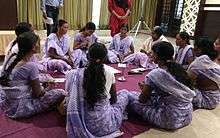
[
  {"xmin": 81, "ymin": 42, "xmax": 88, "ymax": 47},
  {"xmin": 140, "ymin": 49, "xmax": 147, "ymax": 54},
  {"xmin": 66, "ymin": 58, "xmax": 74, "ymax": 68},
  {"xmin": 58, "ymin": 5, "xmax": 63, "ymax": 9},
  {"xmin": 42, "ymin": 81, "xmax": 55, "ymax": 90},
  {"xmin": 117, "ymin": 15, "xmax": 123, "ymax": 19},
  {"xmin": 43, "ymin": 12, "xmax": 47, "ymax": 20},
  {"xmin": 117, "ymin": 54, "xmax": 124, "ymax": 63},
  {"xmin": 121, "ymin": 16, "xmax": 127, "ymax": 20},
  {"xmin": 138, "ymin": 81, "xmax": 145, "ymax": 91}
]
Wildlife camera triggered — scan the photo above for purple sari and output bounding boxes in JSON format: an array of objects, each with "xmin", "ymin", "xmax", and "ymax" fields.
[
  {"xmin": 65, "ymin": 69, "xmax": 129, "ymax": 137},
  {"xmin": 128, "ymin": 68, "xmax": 195, "ymax": 130},
  {"xmin": 188, "ymin": 55, "xmax": 220, "ymax": 109}
]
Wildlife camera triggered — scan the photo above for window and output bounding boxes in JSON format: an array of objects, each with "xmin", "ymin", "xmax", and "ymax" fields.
[{"xmin": 174, "ymin": 0, "xmax": 184, "ymax": 19}]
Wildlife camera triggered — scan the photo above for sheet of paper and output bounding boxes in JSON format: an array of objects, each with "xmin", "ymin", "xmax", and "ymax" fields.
[
  {"xmin": 104, "ymin": 64, "xmax": 121, "ymax": 74},
  {"xmin": 53, "ymin": 78, "xmax": 66, "ymax": 83},
  {"xmin": 43, "ymin": 17, "xmax": 54, "ymax": 25},
  {"xmin": 130, "ymin": 68, "xmax": 146, "ymax": 72},
  {"xmin": 118, "ymin": 63, "xmax": 126, "ymax": 68}
]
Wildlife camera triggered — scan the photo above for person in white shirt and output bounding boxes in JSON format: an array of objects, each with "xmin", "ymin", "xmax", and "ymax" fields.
[{"xmin": 123, "ymin": 26, "xmax": 168, "ymax": 68}]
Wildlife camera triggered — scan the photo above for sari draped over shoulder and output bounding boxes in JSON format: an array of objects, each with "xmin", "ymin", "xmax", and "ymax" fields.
[
  {"xmin": 188, "ymin": 55, "xmax": 220, "ymax": 109},
  {"xmin": 175, "ymin": 45, "xmax": 194, "ymax": 69},
  {"xmin": 66, "ymin": 69, "xmax": 129, "ymax": 137},
  {"xmin": 41, "ymin": 33, "xmax": 71, "ymax": 72},
  {"xmin": 129, "ymin": 68, "xmax": 195, "ymax": 130},
  {"xmin": 71, "ymin": 33, "xmax": 98, "ymax": 68},
  {"xmin": 108, "ymin": 34, "xmax": 133, "ymax": 63},
  {"xmin": 123, "ymin": 35, "xmax": 168, "ymax": 68}
]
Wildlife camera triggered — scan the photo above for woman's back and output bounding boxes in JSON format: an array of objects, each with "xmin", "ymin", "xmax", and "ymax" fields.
[
  {"xmin": 66, "ymin": 43, "xmax": 129, "ymax": 137},
  {"xmin": 146, "ymin": 68, "xmax": 195, "ymax": 105},
  {"xmin": 129, "ymin": 41, "xmax": 195, "ymax": 130},
  {"xmin": 11, "ymin": 61, "xmax": 39, "ymax": 81},
  {"xmin": 188, "ymin": 55, "xmax": 220, "ymax": 109}
]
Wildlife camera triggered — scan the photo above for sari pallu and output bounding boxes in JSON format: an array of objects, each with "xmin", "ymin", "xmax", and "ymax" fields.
[
  {"xmin": 41, "ymin": 33, "xmax": 71, "ymax": 72},
  {"xmin": 123, "ymin": 35, "xmax": 168, "ymax": 68},
  {"xmin": 72, "ymin": 33, "xmax": 98, "ymax": 68},
  {"xmin": 108, "ymin": 34, "xmax": 133, "ymax": 63},
  {"xmin": 188, "ymin": 55, "xmax": 220, "ymax": 109},
  {"xmin": 66, "ymin": 69, "xmax": 128, "ymax": 137},
  {"xmin": 175, "ymin": 45, "xmax": 194, "ymax": 69},
  {"xmin": 129, "ymin": 68, "xmax": 196, "ymax": 130}
]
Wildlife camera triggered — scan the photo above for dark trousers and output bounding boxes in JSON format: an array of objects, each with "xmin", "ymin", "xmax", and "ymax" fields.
[{"xmin": 46, "ymin": 5, "xmax": 59, "ymax": 36}]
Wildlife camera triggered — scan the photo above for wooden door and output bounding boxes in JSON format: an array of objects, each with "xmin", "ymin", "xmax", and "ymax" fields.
[{"xmin": 0, "ymin": 0, "xmax": 18, "ymax": 30}]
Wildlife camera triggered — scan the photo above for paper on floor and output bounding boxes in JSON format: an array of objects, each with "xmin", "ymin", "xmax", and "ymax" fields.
[{"xmin": 104, "ymin": 64, "xmax": 121, "ymax": 74}]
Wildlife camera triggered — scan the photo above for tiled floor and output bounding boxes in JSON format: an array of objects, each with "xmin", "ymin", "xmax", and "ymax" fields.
[
  {"xmin": 135, "ymin": 106, "xmax": 220, "ymax": 138},
  {"xmin": 1, "ymin": 30, "xmax": 220, "ymax": 138}
]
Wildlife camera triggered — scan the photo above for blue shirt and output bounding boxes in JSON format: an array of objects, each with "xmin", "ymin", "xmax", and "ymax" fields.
[{"xmin": 41, "ymin": 0, "xmax": 63, "ymax": 12}]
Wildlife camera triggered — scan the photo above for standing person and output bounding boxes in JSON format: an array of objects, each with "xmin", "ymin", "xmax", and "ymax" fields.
[
  {"xmin": 188, "ymin": 37, "xmax": 220, "ymax": 109},
  {"xmin": 108, "ymin": 0, "xmax": 132, "ymax": 37},
  {"xmin": 128, "ymin": 42, "xmax": 195, "ymax": 130},
  {"xmin": 41, "ymin": 0, "xmax": 63, "ymax": 36},
  {"xmin": 65, "ymin": 43, "xmax": 129, "ymax": 137},
  {"xmin": 0, "ymin": 32, "xmax": 65, "ymax": 119}
]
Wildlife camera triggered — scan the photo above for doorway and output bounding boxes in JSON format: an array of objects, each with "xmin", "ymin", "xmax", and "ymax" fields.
[{"xmin": 0, "ymin": 0, "xmax": 18, "ymax": 30}]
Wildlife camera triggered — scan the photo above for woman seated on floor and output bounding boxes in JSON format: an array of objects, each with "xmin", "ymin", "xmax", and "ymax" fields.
[
  {"xmin": 123, "ymin": 26, "xmax": 167, "ymax": 68},
  {"xmin": 128, "ymin": 41, "xmax": 195, "ymax": 130},
  {"xmin": 108, "ymin": 24, "xmax": 134, "ymax": 63},
  {"xmin": 1, "ymin": 22, "xmax": 45, "ymax": 73},
  {"xmin": 0, "ymin": 32, "xmax": 65, "ymax": 119},
  {"xmin": 65, "ymin": 43, "xmax": 129, "ymax": 137},
  {"xmin": 42, "ymin": 19, "xmax": 74, "ymax": 72},
  {"xmin": 72, "ymin": 22, "xmax": 98, "ymax": 67},
  {"xmin": 214, "ymin": 35, "xmax": 220, "ymax": 64},
  {"xmin": 187, "ymin": 37, "xmax": 220, "ymax": 109},
  {"xmin": 175, "ymin": 31, "xmax": 194, "ymax": 69}
]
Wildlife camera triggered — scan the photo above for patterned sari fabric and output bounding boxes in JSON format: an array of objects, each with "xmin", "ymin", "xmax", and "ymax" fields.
[
  {"xmin": 175, "ymin": 45, "xmax": 194, "ymax": 69},
  {"xmin": 1, "ymin": 82, "xmax": 65, "ymax": 118},
  {"xmin": 0, "ymin": 61, "xmax": 65, "ymax": 119},
  {"xmin": 1, "ymin": 40, "xmax": 46, "ymax": 74},
  {"xmin": 188, "ymin": 55, "xmax": 220, "ymax": 109},
  {"xmin": 128, "ymin": 68, "xmax": 195, "ymax": 130},
  {"xmin": 108, "ymin": 34, "xmax": 133, "ymax": 63},
  {"xmin": 72, "ymin": 32, "xmax": 98, "ymax": 68},
  {"xmin": 41, "ymin": 33, "xmax": 72, "ymax": 72},
  {"xmin": 65, "ymin": 69, "xmax": 129, "ymax": 137},
  {"xmin": 123, "ymin": 35, "xmax": 168, "ymax": 68}
]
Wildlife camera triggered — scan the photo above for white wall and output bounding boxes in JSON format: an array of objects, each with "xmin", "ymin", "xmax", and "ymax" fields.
[
  {"xmin": 206, "ymin": 0, "xmax": 220, "ymax": 4},
  {"xmin": 205, "ymin": 0, "xmax": 220, "ymax": 11}
]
